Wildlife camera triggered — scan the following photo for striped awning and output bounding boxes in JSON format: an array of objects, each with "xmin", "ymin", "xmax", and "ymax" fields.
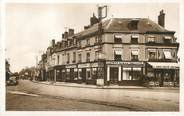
[{"xmin": 148, "ymin": 62, "xmax": 179, "ymax": 69}]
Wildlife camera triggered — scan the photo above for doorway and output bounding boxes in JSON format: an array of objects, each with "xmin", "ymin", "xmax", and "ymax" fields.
[{"xmin": 110, "ymin": 67, "xmax": 119, "ymax": 84}]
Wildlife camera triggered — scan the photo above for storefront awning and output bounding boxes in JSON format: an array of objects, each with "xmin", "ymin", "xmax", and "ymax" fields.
[
  {"xmin": 148, "ymin": 62, "xmax": 179, "ymax": 69},
  {"xmin": 114, "ymin": 50, "xmax": 122, "ymax": 55}
]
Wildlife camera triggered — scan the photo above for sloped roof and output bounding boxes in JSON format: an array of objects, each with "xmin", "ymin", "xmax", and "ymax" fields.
[{"xmin": 75, "ymin": 18, "xmax": 175, "ymax": 38}]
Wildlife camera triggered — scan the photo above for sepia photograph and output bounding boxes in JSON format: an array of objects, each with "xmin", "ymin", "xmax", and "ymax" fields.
[{"xmin": 5, "ymin": 2, "xmax": 181, "ymax": 113}]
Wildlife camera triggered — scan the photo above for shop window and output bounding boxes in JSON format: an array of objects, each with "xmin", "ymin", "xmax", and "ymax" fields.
[
  {"xmin": 86, "ymin": 53, "xmax": 90, "ymax": 62},
  {"xmin": 74, "ymin": 71, "xmax": 78, "ymax": 80},
  {"xmin": 87, "ymin": 69, "xmax": 91, "ymax": 80},
  {"xmin": 91, "ymin": 68, "xmax": 97, "ymax": 80},
  {"xmin": 131, "ymin": 35, "xmax": 139, "ymax": 44},
  {"xmin": 131, "ymin": 50, "xmax": 139, "ymax": 61},
  {"xmin": 114, "ymin": 50, "xmax": 122, "ymax": 61},
  {"xmin": 129, "ymin": 71, "xmax": 141, "ymax": 80},
  {"xmin": 114, "ymin": 34, "xmax": 122, "ymax": 43},
  {"xmin": 78, "ymin": 69, "xmax": 82, "ymax": 80},
  {"xmin": 78, "ymin": 54, "xmax": 82, "ymax": 63}
]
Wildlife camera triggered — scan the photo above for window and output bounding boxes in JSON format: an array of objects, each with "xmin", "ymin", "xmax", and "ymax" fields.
[
  {"xmin": 73, "ymin": 38, "xmax": 76, "ymax": 45},
  {"xmin": 86, "ymin": 38, "xmax": 90, "ymax": 46},
  {"xmin": 131, "ymin": 50, "xmax": 139, "ymax": 61},
  {"xmin": 78, "ymin": 41, "xmax": 81, "ymax": 48},
  {"xmin": 78, "ymin": 54, "xmax": 82, "ymax": 63},
  {"xmin": 164, "ymin": 36, "xmax": 172, "ymax": 43},
  {"xmin": 73, "ymin": 52, "xmax": 76, "ymax": 63},
  {"xmin": 148, "ymin": 49, "xmax": 156, "ymax": 60},
  {"xmin": 67, "ymin": 40, "xmax": 70, "ymax": 47},
  {"xmin": 114, "ymin": 34, "xmax": 122, "ymax": 43},
  {"xmin": 163, "ymin": 49, "xmax": 172, "ymax": 59},
  {"xmin": 114, "ymin": 50, "xmax": 122, "ymax": 61},
  {"xmin": 95, "ymin": 36, "xmax": 98, "ymax": 44},
  {"xmin": 62, "ymin": 54, "xmax": 65, "ymax": 64},
  {"xmin": 57, "ymin": 55, "xmax": 60, "ymax": 65},
  {"xmin": 131, "ymin": 35, "xmax": 139, "ymax": 44},
  {"xmin": 95, "ymin": 51, "xmax": 98, "ymax": 60},
  {"xmin": 147, "ymin": 35, "xmax": 155, "ymax": 43},
  {"xmin": 67, "ymin": 53, "xmax": 70, "ymax": 64},
  {"xmin": 86, "ymin": 53, "xmax": 90, "ymax": 62}
]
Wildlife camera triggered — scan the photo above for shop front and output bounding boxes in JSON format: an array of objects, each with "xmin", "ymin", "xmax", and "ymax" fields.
[
  {"xmin": 146, "ymin": 62, "xmax": 179, "ymax": 87},
  {"xmin": 106, "ymin": 61, "xmax": 144, "ymax": 86},
  {"xmin": 65, "ymin": 64, "xmax": 77, "ymax": 82}
]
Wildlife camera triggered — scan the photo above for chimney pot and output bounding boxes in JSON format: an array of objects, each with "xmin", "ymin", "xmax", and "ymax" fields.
[
  {"xmin": 158, "ymin": 9, "xmax": 165, "ymax": 28},
  {"xmin": 68, "ymin": 29, "xmax": 74, "ymax": 36}
]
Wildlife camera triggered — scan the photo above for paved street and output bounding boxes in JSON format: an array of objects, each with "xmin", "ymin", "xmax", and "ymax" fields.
[
  {"xmin": 6, "ymin": 80, "xmax": 179, "ymax": 111},
  {"xmin": 6, "ymin": 92, "xmax": 129, "ymax": 111}
]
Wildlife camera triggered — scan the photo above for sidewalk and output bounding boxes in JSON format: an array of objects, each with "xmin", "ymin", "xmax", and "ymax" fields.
[{"xmin": 33, "ymin": 80, "xmax": 179, "ymax": 90}]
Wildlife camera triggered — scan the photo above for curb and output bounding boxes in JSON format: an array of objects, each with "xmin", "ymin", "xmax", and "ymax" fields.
[{"xmin": 30, "ymin": 80, "xmax": 179, "ymax": 90}]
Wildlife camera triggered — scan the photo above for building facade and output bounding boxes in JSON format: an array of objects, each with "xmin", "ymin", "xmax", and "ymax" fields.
[{"xmin": 39, "ymin": 10, "xmax": 179, "ymax": 87}]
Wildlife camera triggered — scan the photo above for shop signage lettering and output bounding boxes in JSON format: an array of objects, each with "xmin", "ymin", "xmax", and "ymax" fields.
[
  {"xmin": 106, "ymin": 61, "xmax": 143, "ymax": 65},
  {"xmin": 78, "ymin": 63, "xmax": 90, "ymax": 68},
  {"xmin": 66, "ymin": 65, "xmax": 76, "ymax": 68},
  {"xmin": 154, "ymin": 66, "xmax": 179, "ymax": 69}
]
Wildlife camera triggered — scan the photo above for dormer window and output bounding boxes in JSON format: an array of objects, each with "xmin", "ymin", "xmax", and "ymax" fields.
[{"xmin": 128, "ymin": 19, "xmax": 139, "ymax": 30}]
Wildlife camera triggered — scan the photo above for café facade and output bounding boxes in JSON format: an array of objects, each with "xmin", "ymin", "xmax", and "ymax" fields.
[{"xmin": 42, "ymin": 11, "xmax": 179, "ymax": 87}]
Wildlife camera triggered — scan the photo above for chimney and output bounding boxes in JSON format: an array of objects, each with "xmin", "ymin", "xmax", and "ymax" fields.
[
  {"xmin": 62, "ymin": 33, "xmax": 64, "ymax": 38},
  {"xmin": 51, "ymin": 39, "xmax": 55, "ymax": 47},
  {"xmin": 64, "ymin": 31, "xmax": 68, "ymax": 38},
  {"xmin": 68, "ymin": 29, "xmax": 74, "ymax": 36},
  {"xmin": 84, "ymin": 25, "xmax": 90, "ymax": 30},
  {"xmin": 90, "ymin": 13, "xmax": 99, "ymax": 26},
  {"xmin": 158, "ymin": 9, "xmax": 165, "ymax": 28}
]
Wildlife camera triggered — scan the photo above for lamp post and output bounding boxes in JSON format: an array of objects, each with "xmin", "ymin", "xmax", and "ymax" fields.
[{"xmin": 97, "ymin": 5, "xmax": 107, "ymax": 86}]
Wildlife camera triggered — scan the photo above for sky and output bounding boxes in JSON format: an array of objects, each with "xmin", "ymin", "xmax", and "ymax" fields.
[{"xmin": 5, "ymin": 3, "xmax": 179, "ymax": 72}]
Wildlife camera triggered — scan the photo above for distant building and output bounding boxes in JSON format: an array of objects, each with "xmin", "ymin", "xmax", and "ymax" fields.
[
  {"xmin": 6, "ymin": 60, "xmax": 11, "ymax": 81},
  {"xmin": 40, "ymin": 10, "xmax": 179, "ymax": 87}
]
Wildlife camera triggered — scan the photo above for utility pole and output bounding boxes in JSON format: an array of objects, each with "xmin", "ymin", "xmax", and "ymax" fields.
[{"xmin": 97, "ymin": 5, "xmax": 107, "ymax": 86}]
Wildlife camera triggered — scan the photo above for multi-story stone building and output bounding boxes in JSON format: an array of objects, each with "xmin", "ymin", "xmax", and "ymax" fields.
[{"xmin": 40, "ymin": 10, "xmax": 179, "ymax": 87}]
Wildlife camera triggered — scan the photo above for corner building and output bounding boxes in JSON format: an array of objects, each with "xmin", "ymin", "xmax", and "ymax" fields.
[{"xmin": 44, "ymin": 11, "xmax": 179, "ymax": 87}]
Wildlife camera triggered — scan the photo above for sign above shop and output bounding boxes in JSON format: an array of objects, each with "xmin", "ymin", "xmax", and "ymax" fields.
[
  {"xmin": 106, "ymin": 61, "xmax": 143, "ymax": 65},
  {"xmin": 65, "ymin": 65, "xmax": 77, "ymax": 68}
]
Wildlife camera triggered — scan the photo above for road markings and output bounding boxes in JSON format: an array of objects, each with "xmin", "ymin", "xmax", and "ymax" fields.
[{"xmin": 7, "ymin": 91, "xmax": 39, "ymax": 97}]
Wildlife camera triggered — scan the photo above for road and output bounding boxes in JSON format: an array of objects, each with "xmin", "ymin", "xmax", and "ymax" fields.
[
  {"xmin": 6, "ymin": 80, "xmax": 179, "ymax": 111},
  {"xmin": 6, "ymin": 92, "xmax": 129, "ymax": 111}
]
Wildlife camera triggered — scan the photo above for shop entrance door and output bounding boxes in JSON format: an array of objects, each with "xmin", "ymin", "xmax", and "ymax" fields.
[
  {"xmin": 70, "ymin": 68, "xmax": 74, "ymax": 82},
  {"xmin": 110, "ymin": 67, "xmax": 119, "ymax": 84},
  {"xmin": 81, "ymin": 68, "xmax": 86, "ymax": 82}
]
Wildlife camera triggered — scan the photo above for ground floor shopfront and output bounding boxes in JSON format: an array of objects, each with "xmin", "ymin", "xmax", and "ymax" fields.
[
  {"xmin": 145, "ymin": 62, "xmax": 179, "ymax": 87},
  {"xmin": 45, "ymin": 61, "xmax": 179, "ymax": 87}
]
